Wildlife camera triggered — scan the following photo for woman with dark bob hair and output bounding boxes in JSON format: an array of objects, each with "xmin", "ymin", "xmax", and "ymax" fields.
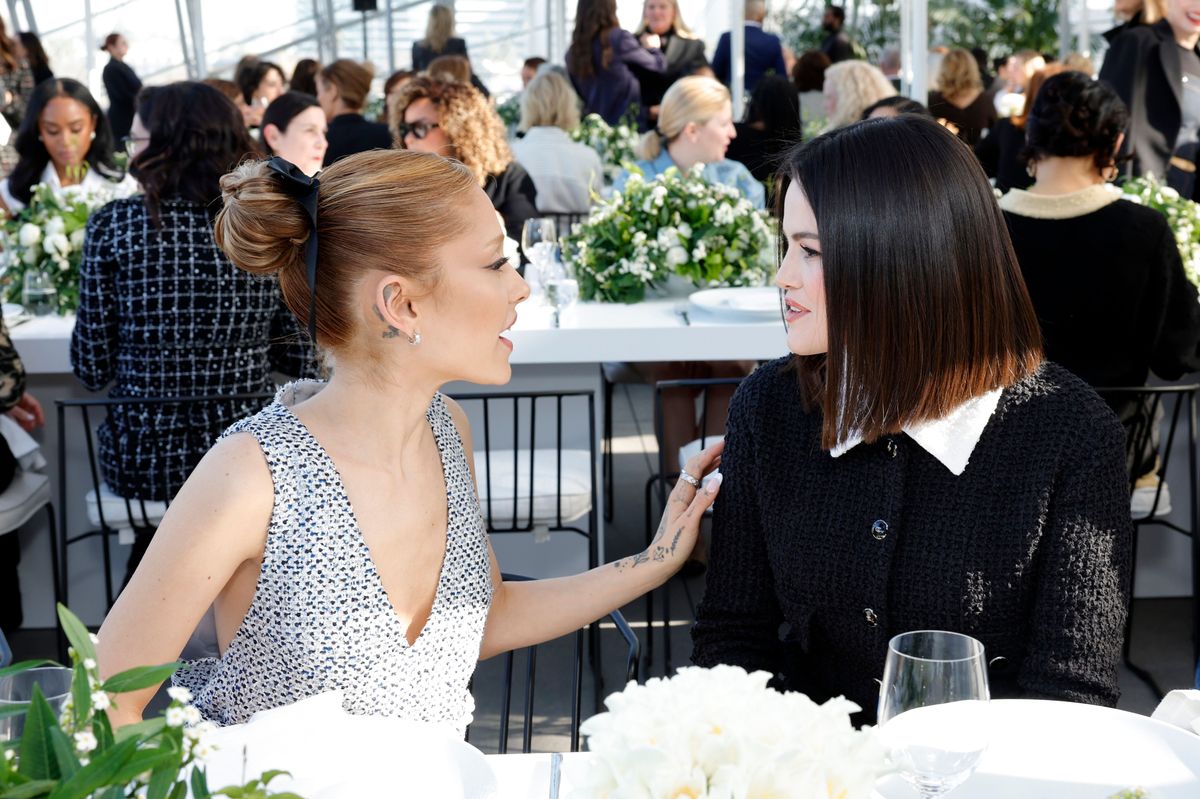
[
  {"xmin": 999, "ymin": 72, "xmax": 1200, "ymax": 511},
  {"xmin": 0, "ymin": 78, "xmax": 134, "ymax": 213},
  {"xmin": 70, "ymin": 82, "xmax": 317, "ymax": 581},
  {"xmin": 692, "ymin": 114, "xmax": 1133, "ymax": 723}
]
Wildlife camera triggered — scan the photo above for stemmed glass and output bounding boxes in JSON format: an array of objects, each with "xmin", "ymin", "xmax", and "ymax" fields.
[
  {"xmin": 520, "ymin": 218, "xmax": 558, "ymax": 297},
  {"xmin": 541, "ymin": 253, "xmax": 578, "ymax": 328},
  {"xmin": 877, "ymin": 630, "xmax": 990, "ymax": 798},
  {"xmin": 22, "ymin": 271, "xmax": 57, "ymax": 317}
]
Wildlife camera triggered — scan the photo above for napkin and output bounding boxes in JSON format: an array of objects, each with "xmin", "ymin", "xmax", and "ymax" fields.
[
  {"xmin": 0, "ymin": 414, "xmax": 45, "ymax": 472},
  {"xmin": 1151, "ymin": 689, "xmax": 1200, "ymax": 735},
  {"xmin": 197, "ymin": 691, "xmax": 498, "ymax": 798}
]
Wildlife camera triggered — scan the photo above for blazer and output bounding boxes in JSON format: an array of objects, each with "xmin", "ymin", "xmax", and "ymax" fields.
[
  {"xmin": 712, "ymin": 24, "xmax": 787, "ymax": 94},
  {"xmin": 323, "ymin": 113, "xmax": 392, "ymax": 166},
  {"xmin": 412, "ymin": 37, "xmax": 467, "ymax": 71},
  {"xmin": 634, "ymin": 33, "xmax": 708, "ymax": 109},
  {"xmin": 568, "ymin": 28, "xmax": 666, "ymax": 129},
  {"xmin": 1100, "ymin": 19, "xmax": 1194, "ymax": 181}
]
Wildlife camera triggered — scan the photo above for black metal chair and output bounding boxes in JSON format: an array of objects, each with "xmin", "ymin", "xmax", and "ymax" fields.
[
  {"xmin": 54, "ymin": 392, "xmax": 273, "ymax": 613},
  {"xmin": 466, "ymin": 574, "xmax": 639, "ymax": 754},
  {"xmin": 1094, "ymin": 384, "xmax": 1200, "ymax": 699},
  {"xmin": 643, "ymin": 377, "xmax": 744, "ymax": 676}
]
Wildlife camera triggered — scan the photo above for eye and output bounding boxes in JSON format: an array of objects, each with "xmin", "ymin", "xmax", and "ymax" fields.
[
  {"xmin": 799, "ymin": 244, "xmax": 822, "ymax": 260},
  {"xmin": 485, "ymin": 256, "xmax": 510, "ymax": 271}
]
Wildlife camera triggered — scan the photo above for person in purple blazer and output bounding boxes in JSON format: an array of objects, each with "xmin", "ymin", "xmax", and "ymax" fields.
[{"xmin": 566, "ymin": 0, "xmax": 667, "ymax": 130}]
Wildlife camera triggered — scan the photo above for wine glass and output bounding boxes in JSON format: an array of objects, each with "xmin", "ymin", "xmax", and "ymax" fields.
[
  {"xmin": 521, "ymin": 218, "xmax": 558, "ymax": 296},
  {"xmin": 877, "ymin": 631, "xmax": 990, "ymax": 798},
  {"xmin": 22, "ymin": 271, "xmax": 57, "ymax": 317},
  {"xmin": 542, "ymin": 254, "xmax": 579, "ymax": 328}
]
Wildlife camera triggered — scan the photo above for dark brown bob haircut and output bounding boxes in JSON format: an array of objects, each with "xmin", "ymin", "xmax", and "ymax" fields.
[{"xmin": 777, "ymin": 114, "xmax": 1043, "ymax": 450}]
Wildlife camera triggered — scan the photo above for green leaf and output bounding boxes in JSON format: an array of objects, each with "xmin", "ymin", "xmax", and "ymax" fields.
[
  {"xmin": 16, "ymin": 685, "xmax": 57, "ymax": 782},
  {"xmin": 45, "ymin": 728, "xmax": 78, "ymax": 781},
  {"xmin": 106, "ymin": 746, "xmax": 179, "ymax": 786},
  {"xmin": 147, "ymin": 763, "xmax": 176, "ymax": 799},
  {"xmin": 96, "ymin": 788, "xmax": 123, "ymax": 799},
  {"xmin": 189, "ymin": 767, "xmax": 210, "ymax": 799},
  {"xmin": 44, "ymin": 736, "xmax": 138, "ymax": 799},
  {"xmin": 167, "ymin": 782, "xmax": 187, "ymax": 799},
  {"xmin": 0, "ymin": 704, "xmax": 30, "ymax": 720},
  {"xmin": 0, "ymin": 662, "xmax": 61, "ymax": 681},
  {"xmin": 54, "ymin": 606, "xmax": 94, "ymax": 665},
  {"xmin": 91, "ymin": 712, "xmax": 113, "ymax": 754},
  {"xmin": 69, "ymin": 664, "xmax": 88, "ymax": 731},
  {"xmin": 0, "ymin": 779, "xmax": 56, "ymax": 798},
  {"xmin": 113, "ymin": 716, "xmax": 167, "ymax": 745},
  {"xmin": 100, "ymin": 664, "xmax": 181, "ymax": 695}
]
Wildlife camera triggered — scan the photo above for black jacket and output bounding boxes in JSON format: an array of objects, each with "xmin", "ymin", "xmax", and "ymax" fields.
[
  {"xmin": 1099, "ymin": 19, "xmax": 1195, "ymax": 181},
  {"xmin": 412, "ymin": 37, "xmax": 467, "ymax": 70},
  {"xmin": 323, "ymin": 113, "xmax": 392, "ymax": 166},
  {"xmin": 692, "ymin": 359, "xmax": 1131, "ymax": 725},
  {"xmin": 974, "ymin": 117, "xmax": 1033, "ymax": 193},
  {"xmin": 633, "ymin": 33, "xmax": 708, "ymax": 110},
  {"xmin": 484, "ymin": 162, "xmax": 539, "ymax": 242},
  {"xmin": 102, "ymin": 57, "xmax": 142, "ymax": 140}
]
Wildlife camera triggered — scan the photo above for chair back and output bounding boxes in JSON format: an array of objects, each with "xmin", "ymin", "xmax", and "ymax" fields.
[
  {"xmin": 466, "ymin": 574, "xmax": 639, "ymax": 754},
  {"xmin": 54, "ymin": 392, "xmax": 273, "ymax": 610},
  {"xmin": 450, "ymin": 390, "xmax": 598, "ymax": 568},
  {"xmin": 652, "ymin": 377, "xmax": 745, "ymax": 486}
]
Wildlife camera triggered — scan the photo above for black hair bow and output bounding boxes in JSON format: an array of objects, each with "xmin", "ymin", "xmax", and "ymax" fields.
[{"xmin": 265, "ymin": 156, "xmax": 320, "ymax": 344}]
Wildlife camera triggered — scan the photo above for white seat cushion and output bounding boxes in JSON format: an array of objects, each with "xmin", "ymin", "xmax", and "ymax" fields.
[
  {"xmin": 0, "ymin": 471, "xmax": 50, "ymax": 535},
  {"xmin": 85, "ymin": 483, "xmax": 167, "ymax": 531},
  {"xmin": 473, "ymin": 448, "xmax": 592, "ymax": 527}
]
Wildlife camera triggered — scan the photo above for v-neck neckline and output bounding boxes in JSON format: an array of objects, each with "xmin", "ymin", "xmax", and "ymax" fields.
[{"xmin": 277, "ymin": 390, "xmax": 454, "ymax": 650}]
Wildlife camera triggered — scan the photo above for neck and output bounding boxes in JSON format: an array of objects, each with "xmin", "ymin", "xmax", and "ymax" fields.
[
  {"xmin": 299, "ymin": 360, "xmax": 442, "ymax": 466},
  {"xmin": 55, "ymin": 162, "xmax": 83, "ymax": 187},
  {"xmin": 665, "ymin": 141, "xmax": 700, "ymax": 172},
  {"xmin": 1026, "ymin": 156, "xmax": 1104, "ymax": 195}
]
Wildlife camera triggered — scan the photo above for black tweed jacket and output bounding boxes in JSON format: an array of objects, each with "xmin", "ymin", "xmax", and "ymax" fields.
[{"xmin": 692, "ymin": 359, "xmax": 1133, "ymax": 724}]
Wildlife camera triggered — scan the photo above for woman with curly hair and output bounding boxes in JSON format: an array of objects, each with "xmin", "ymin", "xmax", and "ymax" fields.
[
  {"xmin": 71, "ymin": 82, "xmax": 316, "ymax": 582},
  {"xmin": 566, "ymin": 0, "xmax": 667, "ymax": 128},
  {"xmin": 821, "ymin": 59, "xmax": 895, "ymax": 130},
  {"xmin": 927, "ymin": 48, "xmax": 997, "ymax": 146},
  {"xmin": 392, "ymin": 76, "xmax": 538, "ymax": 240}
]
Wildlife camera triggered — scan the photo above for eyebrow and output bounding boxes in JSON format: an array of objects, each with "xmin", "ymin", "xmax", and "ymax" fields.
[{"xmin": 788, "ymin": 231, "xmax": 820, "ymax": 242}]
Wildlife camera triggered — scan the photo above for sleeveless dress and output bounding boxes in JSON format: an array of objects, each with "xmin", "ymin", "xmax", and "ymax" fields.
[{"xmin": 173, "ymin": 381, "xmax": 495, "ymax": 733}]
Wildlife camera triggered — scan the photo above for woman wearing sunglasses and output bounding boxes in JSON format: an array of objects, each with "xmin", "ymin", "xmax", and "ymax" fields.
[
  {"xmin": 0, "ymin": 78, "xmax": 136, "ymax": 215},
  {"xmin": 392, "ymin": 76, "xmax": 539, "ymax": 241}
]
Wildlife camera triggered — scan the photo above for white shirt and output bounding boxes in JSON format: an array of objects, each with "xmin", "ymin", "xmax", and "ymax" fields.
[
  {"xmin": 829, "ymin": 387, "xmax": 1003, "ymax": 476},
  {"xmin": 510, "ymin": 126, "xmax": 603, "ymax": 214},
  {"xmin": 0, "ymin": 162, "xmax": 139, "ymax": 213}
]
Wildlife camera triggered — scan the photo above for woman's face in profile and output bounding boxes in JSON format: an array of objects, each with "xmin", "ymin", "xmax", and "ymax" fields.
[
  {"xmin": 402, "ymin": 98, "xmax": 453, "ymax": 157},
  {"xmin": 776, "ymin": 180, "xmax": 828, "ymax": 356}
]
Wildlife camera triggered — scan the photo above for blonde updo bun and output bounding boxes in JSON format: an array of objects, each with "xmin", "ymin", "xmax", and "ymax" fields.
[{"xmin": 214, "ymin": 149, "xmax": 479, "ymax": 351}]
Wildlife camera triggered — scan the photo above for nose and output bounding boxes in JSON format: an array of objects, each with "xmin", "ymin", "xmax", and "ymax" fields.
[
  {"xmin": 512, "ymin": 265, "xmax": 531, "ymax": 305},
  {"xmin": 775, "ymin": 254, "xmax": 802, "ymax": 290}
]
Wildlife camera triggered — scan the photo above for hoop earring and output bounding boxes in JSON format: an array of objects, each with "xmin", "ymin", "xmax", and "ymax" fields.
[
  {"xmin": 1026, "ymin": 161, "xmax": 1037, "ymax": 179},
  {"xmin": 409, "ymin": 331, "xmax": 421, "ymax": 346},
  {"xmin": 1102, "ymin": 163, "xmax": 1118, "ymax": 183}
]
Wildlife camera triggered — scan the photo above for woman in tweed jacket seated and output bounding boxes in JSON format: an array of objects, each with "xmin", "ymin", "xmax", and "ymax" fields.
[{"xmin": 691, "ymin": 114, "xmax": 1133, "ymax": 724}]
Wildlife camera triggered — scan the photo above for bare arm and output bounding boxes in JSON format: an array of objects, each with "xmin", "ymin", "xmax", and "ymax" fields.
[
  {"xmin": 95, "ymin": 433, "xmax": 274, "ymax": 726},
  {"xmin": 441, "ymin": 399, "xmax": 723, "ymax": 660}
]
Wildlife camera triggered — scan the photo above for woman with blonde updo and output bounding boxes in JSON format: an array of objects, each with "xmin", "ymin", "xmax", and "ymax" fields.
[
  {"xmin": 927, "ymin": 47, "xmax": 997, "ymax": 145},
  {"xmin": 393, "ymin": 76, "xmax": 538, "ymax": 239},
  {"xmin": 316, "ymin": 58, "xmax": 391, "ymax": 166},
  {"xmin": 94, "ymin": 147, "xmax": 723, "ymax": 729},
  {"xmin": 612, "ymin": 75, "xmax": 764, "ymax": 208},
  {"xmin": 510, "ymin": 70, "xmax": 603, "ymax": 213},
  {"xmin": 822, "ymin": 59, "xmax": 896, "ymax": 129}
]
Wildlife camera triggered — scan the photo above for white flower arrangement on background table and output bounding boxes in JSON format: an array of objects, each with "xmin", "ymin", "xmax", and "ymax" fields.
[
  {"xmin": 574, "ymin": 665, "xmax": 887, "ymax": 799},
  {"xmin": 562, "ymin": 166, "xmax": 776, "ymax": 304},
  {"xmin": 570, "ymin": 112, "xmax": 640, "ymax": 186}
]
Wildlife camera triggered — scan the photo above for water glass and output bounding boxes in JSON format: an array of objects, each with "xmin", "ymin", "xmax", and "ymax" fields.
[
  {"xmin": 543, "ymin": 258, "xmax": 579, "ymax": 328},
  {"xmin": 877, "ymin": 631, "xmax": 990, "ymax": 798},
  {"xmin": 0, "ymin": 667, "xmax": 73, "ymax": 741},
  {"xmin": 21, "ymin": 271, "xmax": 57, "ymax": 317},
  {"xmin": 521, "ymin": 219, "xmax": 558, "ymax": 296}
]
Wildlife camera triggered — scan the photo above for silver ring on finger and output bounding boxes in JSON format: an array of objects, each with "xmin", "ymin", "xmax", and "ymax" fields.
[{"xmin": 678, "ymin": 470, "xmax": 701, "ymax": 489}]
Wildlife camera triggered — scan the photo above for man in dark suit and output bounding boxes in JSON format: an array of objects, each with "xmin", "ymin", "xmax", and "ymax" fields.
[
  {"xmin": 712, "ymin": 0, "xmax": 788, "ymax": 95},
  {"xmin": 820, "ymin": 5, "xmax": 855, "ymax": 63}
]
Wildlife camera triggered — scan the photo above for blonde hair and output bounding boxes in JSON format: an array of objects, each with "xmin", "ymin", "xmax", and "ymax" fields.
[
  {"xmin": 634, "ymin": 0, "xmax": 695, "ymax": 38},
  {"xmin": 1143, "ymin": 0, "xmax": 1166, "ymax": 23},
  {"xmin": 424, "ymin": 4, "xmax": 455, "ymax": 53},
  {"xmin": 318, "ymin": 59, "xmax": 373, "ymax": 110},
  {"xmin": 936, "ymin": 49, "xmax": 983, "ymax": 100},
  {"xmin": 519, "ymin": 70, "xmax": 580, "ymax": 132},
  {"xmin": 391, "ymin": 76, "xmax": 513, "ymax": 186},
  {"xmin": 214, "ymin": 150, "xmax": 477, "ymax": 352},
  {"xmin": 426, "ymin": 53, "xmax": 472, "ymax": 84},
  {"xmin": 824, "ymin": 61, "xmax": 896, "ymax": 129},
  {"xmin": 636, "ymin": 75, "xmax": 730, "ymax": 160}
]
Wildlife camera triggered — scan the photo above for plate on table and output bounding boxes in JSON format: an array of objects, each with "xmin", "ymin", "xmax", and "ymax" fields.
[
  {"xmin": 873, "ymin": 699, "xmax": 1200, "ymax": 798},
  {"xmin": 687, "ymin": 287, "xmax": 780, "ymax": 323}
]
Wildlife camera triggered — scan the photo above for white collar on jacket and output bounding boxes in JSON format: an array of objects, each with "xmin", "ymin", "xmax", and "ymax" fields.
[{"xmin": 828, "ymin": 387, "xmax": 1003, "ymax": 476}]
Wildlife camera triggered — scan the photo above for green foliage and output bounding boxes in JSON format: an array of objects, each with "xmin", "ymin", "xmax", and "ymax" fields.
[
  {"xmin": 562, "ymin": 165, "xmax": 775, "ymax": 303},
  {"xmin": 496, "ymin": 93, "xmax": 521, "ymax": 129},
  {"xmin": 1121, "ymin": 175, "xmax": 1200, "ymax": 291},
  {"xmin": 0, "ymin": 605, "xmax": 303, "ymax": 799},
  {"xmin": 569, "ymin": 110, "xmax": 641, "ymax": 184}
]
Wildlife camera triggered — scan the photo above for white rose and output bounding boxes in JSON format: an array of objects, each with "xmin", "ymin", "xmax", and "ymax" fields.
[
  {"xmin": 43, "ymin": 233, "xmax": 70, "ymax": 259},
  {"xmin": 666, "ymin": 246, "xmax": 688, "ymax": 266},
  {"xmin": 677, "ymin": 222, "xmax": 693, "ymax": 240},
  {"xmin": 692, "ymin": 243, "xmax": 707, "ymax": 262},
  {"xmin": 43, "ymin": 215, "xmax": 66, "ymax": 237},
  {"xmin": 17, "ymin": 223, "xmax": 40, "ymax": 248},
  {"xmin": 657, "ymin": 226, "xmax": 679, "ymax": 249}
]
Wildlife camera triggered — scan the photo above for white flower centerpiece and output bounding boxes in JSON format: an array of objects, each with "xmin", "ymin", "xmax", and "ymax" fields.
[
  {"xmin": 574, "ymin": 665, "xmax": 887, "ymax": 799},
  {"xmin": 562, "ymin": 166, "xmax": 775, "ymax": 304},
  {"xmin": 570, "ymin": 112, "xmax": 640, "ymax": 185},
  {"xmin": 2, "ymin": 177, "xmax": 135, "ymax": 314},
  {"xmin": 1115, "ymin": 175, "xmax": 1200, "ymax": 290}
]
